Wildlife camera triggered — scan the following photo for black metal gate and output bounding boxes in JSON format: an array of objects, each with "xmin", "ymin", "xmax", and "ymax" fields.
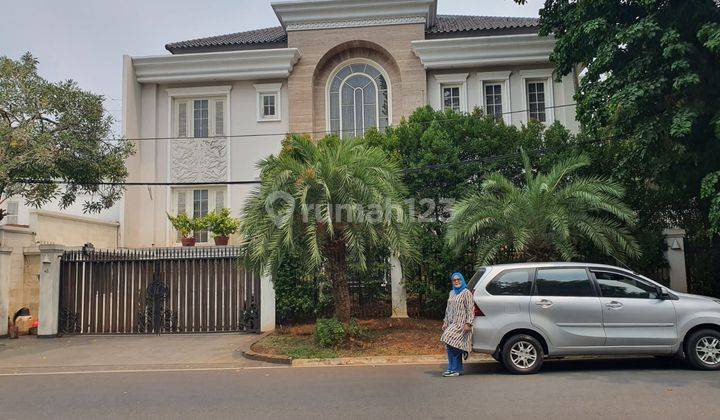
[{"xmin": 58, "ymin": 247, "xmax": 260, "ymax": 335}]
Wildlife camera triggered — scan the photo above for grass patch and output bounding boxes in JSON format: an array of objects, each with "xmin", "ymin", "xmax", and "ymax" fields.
[
  {"xmin": 252, "ymin": 318, "xmax": 446, "ymax": 359},
  {"xmin": 255, "ymin": 335, "xmax": 339, "ymax": 359}
]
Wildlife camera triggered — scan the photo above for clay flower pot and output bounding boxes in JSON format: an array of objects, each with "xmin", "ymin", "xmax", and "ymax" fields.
[
  {"xmin": 214, "ymin": 235, "xmax": 229, "ymax": 246},
  {"xmin": 181, "ymin": 237, "xmax": 196, "ymax": 247}
]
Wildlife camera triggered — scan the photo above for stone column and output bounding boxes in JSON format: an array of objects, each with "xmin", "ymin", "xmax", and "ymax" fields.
[
  {"xmin": 390, "ymin": 255, "xmax": 408, "ymax": 318},
  {"xmin": 663, "ymin": 228, "xmax": 688, "ymax": 293},
  {"xmin": 0, "ymin": 248, "xmax": 11, "ymax": 337},
  {"xmin": 37, "ymin": 244, "xmax": 65, "ymax": 338},
  {"xmin": 260, "ymin": 274, "xmax": 276, "ymax": 332}
]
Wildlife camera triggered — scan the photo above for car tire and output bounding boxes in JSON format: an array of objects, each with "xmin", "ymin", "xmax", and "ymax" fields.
[
  {"xmin": 501, "ymin": 334, "xmax": 544, "ymax": 375},
  {"xmin": 685, "ymin": 329, "xmax": 720, "ymax": 371}
]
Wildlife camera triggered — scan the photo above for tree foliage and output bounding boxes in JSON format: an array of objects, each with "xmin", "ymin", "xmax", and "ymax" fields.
[
  {"xmin": 239, "ymin": 134, "xmax": 417, "ymax": 321},
  {"xmin": 446, "ymin": 150, "xmax": 640, "ymax": 265},
  {"xmin": 515, "ymin": 0, "xmax": 720, "ymax": 236},
  {"xmin": 0, "ymin": 53, "xmax": 132, "ymax": 220}
]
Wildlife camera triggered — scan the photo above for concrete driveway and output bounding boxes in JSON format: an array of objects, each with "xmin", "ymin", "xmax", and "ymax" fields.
[{"xmin": 0, "ymin": 333, "xmax": 272, "ymax": 374}]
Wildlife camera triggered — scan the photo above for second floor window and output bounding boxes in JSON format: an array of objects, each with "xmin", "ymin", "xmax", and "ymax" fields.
[
  {"xmin": 527, "ymin": 81, "xmax": 547, "ymax": 122},
  {"xmin": 175, "ymin": 98, "xmax": 225, "ymax": 138},
  {"xmin": 484, "ymin": 83, "xmax": 503, "ymax": 119}
]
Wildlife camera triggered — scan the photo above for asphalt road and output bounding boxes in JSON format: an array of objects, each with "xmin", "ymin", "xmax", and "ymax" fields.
[{"xmin": 2, "ymin": 358, "xmax": 719, "ymax": 419}]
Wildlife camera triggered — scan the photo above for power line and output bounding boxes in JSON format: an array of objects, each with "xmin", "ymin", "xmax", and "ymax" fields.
[
  {"xmin": 17, "ymin": 136, "xmax": 607, "ymax": 187},
  {"xmin": 97, "ymin": 103, "xmax": 579, "ymax": 143}
]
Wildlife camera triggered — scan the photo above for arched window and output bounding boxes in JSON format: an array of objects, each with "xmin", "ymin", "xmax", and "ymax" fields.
[{"xmin": 328, "ymin": 61, "xmax": 389, "ymax": 138}]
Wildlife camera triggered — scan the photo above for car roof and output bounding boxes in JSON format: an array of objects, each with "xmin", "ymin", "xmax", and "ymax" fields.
[{"xmin": 482, "ymin": 262, "xmax": 631, "ymax": 272}]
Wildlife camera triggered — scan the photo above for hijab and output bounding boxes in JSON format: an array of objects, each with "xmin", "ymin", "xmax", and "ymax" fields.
[{"xmin": 451, "ymin": 272, "xmax": 467, "ymax": 295}]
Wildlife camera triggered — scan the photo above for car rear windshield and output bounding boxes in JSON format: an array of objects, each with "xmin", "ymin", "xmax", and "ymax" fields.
[{"xmin": 467, "ymin": 268, "xmax": 487, "ymax": 291}]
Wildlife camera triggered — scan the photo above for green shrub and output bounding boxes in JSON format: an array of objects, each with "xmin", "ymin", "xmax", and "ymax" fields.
[
  {"xmin": 315, "ymin": 318, "xmax": 346, "ymax": 348},
  {"xmin": 203, "ymin": 208, "xmax": 240, "ymax": 237},
  {"xmin": 167, "ymin": 212, "xmax": 206, "ymax": 238},
  {"xmin": 274, "ymin": 251, "xmax": 333, "ymax": 324},
  {"xmin": 346, "ymin": 318, "xmax": 371, "ymax": 340}
]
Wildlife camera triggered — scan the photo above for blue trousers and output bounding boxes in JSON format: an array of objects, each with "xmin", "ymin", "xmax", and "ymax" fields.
[{"xmin": 446, "ymin": 344, "xmax": 464, "ymax": 373}]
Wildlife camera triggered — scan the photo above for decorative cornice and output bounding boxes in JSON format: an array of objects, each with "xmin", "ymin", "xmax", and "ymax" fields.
[
  {"xmin": 272, "ymin": 0, "xmax": 436, "ymax": 30},
  {"xmin": 286, "ymin": 16, "xmax": 426, "ymax": 31},
  {"xmin": 412, "ymin": 34, "xmax": 555, "ymax": 70},
  {"xmin": 132, "ymin": 48, "xmax": 301, "ymax": 84}
]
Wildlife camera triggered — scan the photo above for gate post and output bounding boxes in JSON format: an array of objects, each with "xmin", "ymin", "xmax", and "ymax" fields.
[
  {"xmin": 390, "ymin": 255, "xmax": 408, "ymax": 318},
  {"xmin": 37, "ymin": 244, "xmax": 65, "ymax": 338},
  {"xmin": 260, "ymin": 274, "xmax": 275, "ymax": 332},
  {"xmin": 0, "ymin": 248, "xmax": 11, "ymax": 337},
  {"xmin": 663, "ymin": 228, "xmax": 688, "ymax": 293}
]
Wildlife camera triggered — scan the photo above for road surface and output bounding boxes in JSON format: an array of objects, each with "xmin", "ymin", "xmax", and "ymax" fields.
[{"xmin": 2, "ymin": 358, "xmax": 719, "ymax": 419}]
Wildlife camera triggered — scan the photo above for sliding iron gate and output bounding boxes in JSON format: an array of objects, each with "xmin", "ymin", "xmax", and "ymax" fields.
[{"xmin": 58, "ymin": 247, "xmax": 260, "ymax": 335}]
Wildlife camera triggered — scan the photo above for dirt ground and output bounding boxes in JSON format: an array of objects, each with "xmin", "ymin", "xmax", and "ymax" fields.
[{"xmin": 252, "ymin": 318, "xmax": 446, "ymax": 359}]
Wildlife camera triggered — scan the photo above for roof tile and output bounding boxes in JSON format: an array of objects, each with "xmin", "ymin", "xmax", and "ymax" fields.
[{"xmin": 165, "ymin": 15, "xmax": 539, "ymax": 53}]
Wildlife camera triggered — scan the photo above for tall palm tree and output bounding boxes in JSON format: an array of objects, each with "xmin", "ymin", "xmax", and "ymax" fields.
[
  {"xmin": 446, "ymin": 150, "xmax": 641, "ymax": 265},
  {"xmin": 240, "ymin": 135, "xmax": 417, "ymax": 322}
]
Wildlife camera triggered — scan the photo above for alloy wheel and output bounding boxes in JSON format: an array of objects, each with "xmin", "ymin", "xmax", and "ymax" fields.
[
  {"xmin": 695, "ymin": 336, "xmax": 720, "ymax": 366},
  {"xmin": 510, "ymin": 341, "xmax": 537, "ymax": 369}
]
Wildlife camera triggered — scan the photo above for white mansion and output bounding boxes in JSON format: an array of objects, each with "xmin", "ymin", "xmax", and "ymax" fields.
[{"xmin": 121, "ymin": 0, "xmax": 579, "ymax": 248}]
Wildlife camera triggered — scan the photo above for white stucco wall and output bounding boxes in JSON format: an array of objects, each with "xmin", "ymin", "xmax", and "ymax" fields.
[
  {"xmin": 0, "ymin": 196, "xmax": 120, "ymax": 227},
  {"xmin": 122, "ymin": 77, "xmax": 288, "ymax": 248}
]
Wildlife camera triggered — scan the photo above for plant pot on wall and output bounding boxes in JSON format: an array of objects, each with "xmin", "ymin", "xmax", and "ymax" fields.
[
  {"xmin": 214, "ymin": 236, "xmax": 229, "ymax": 246},
  {"xmin": 181, "ymin": 237, "xmax": 196, "ymax": 247}
]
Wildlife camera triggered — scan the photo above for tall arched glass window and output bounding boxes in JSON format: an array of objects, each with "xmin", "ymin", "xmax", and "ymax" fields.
[{"xmin": 328, "ymin": 62, "xmax": 389, "ymax": 138}]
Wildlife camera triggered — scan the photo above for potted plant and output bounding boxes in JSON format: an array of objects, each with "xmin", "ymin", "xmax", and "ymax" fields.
[
  {"xmin": 167, "ymin": 213, "xmax": 199, "ymax": 247},
  {"xmin": 203, "ymin": 208, "xmax": 240, "ymax": 246}
]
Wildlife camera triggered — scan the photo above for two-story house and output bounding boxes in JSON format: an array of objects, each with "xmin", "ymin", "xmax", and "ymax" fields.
[{"xmin": 121, "ymin": 0, "xmax": 579, "ymax": 248}]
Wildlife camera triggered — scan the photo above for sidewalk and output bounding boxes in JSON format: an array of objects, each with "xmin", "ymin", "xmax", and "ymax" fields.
[{"xmin": 0, "ymin": 333, "xmax": 275, "ymax": 374}]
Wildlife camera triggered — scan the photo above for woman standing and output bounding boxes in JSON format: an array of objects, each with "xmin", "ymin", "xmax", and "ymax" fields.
[{"xmin": 441, "ymin": 272, "xmax": 474, "ymax": 377}]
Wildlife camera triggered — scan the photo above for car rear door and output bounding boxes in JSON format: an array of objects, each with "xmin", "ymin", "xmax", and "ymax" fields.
[
  {"xmin": 530, "ymin": 267, "xmax": 606, "ymax": 350},
  {"xmin": 591, "ymin": 269, "xmax": 677, "ymax": 347}
]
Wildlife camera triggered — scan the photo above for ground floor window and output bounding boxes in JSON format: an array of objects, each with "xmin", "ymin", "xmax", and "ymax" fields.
[
  {"xmin": 442, "ymin": 85, "xmax": 462, "ymax": 112},
  {"xmin": 172, "ymin": 187, "xmax": 226, "ymax": 243},
  {"xmin": 484, "ymin": 82, "xmax": 504, "ymax": 119}
]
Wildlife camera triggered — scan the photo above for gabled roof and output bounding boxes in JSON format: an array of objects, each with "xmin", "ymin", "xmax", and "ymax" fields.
[{"xmin": 165, "ymin": 15, "xmax": 540, "ymax": 54}]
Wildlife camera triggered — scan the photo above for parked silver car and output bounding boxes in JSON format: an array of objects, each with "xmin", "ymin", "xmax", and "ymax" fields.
[{"xmin": 469, "ymin": 262, "xmax": 720, "ymax": 374}]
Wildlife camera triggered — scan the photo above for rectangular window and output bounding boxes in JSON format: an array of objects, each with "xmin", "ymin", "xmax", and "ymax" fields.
[
  {"xmin": 442, "ymin": 85, "xmax": 461, "ymax": 112},
  {"xmin": 172, "ymin": 188, "xmax": 226, "ymax": 244},
  {"xmin": 5, "ymin": 201, "xmax": 19, "ymax": 225},
  {"xmin": 535, "ymin": 268, "xmax": 595, "ymax": 297},
  {"xmin": 593, "ymin": 271, "xmax": 659, "ymax": 299},
  {"xmin": 527, "ymin": 81, "xmax": 546, "ymax": 122},
  {"xmin": 484, "ymin": 83, "xmax": 503, "ymax": 119},
  {"xmin": 259, "ymin": 93, "xmax": 279, "ymax": 120},
  {"xmin": 486, "ymin": 269, "xmax": 533, "ymax": 296},
  {"xmin": 193, "ymin": 190, "xmax": 209, "ymax": 243},
  {"xmin": 193, "ymin": 99, "xmax": 209, "ymax": 138}
]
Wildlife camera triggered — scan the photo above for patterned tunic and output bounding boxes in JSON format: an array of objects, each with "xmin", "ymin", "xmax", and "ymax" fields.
[{"xmin": 440, "ymin": 289, "xmax": 474, "ymax": 352}]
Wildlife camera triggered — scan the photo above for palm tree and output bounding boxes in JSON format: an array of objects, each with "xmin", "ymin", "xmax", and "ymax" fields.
[
  {"xmin": 240, "ymin": 135, "xmax": 417, "ymax": 322},
  {"xmin": 446, "ymin": 150, "xmax": 641, "ymax": 265}
]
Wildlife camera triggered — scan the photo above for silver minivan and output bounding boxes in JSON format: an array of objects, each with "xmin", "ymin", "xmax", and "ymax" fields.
[{"xmin": 470, "ymin": 262, "xmax": 720, "ymax": 374}]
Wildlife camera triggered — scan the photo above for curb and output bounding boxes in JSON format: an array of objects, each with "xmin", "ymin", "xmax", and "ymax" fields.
[
  {"xmin": 292, "ymin": 354, "xmax": 492, "ymax": 367},
  {"xmin": 241, "ymin": 332, "xmax": 494, "ymax": 367},
  {"xmin": 239, "ymin": 331, "xmax": 292, "ymax": 365}
]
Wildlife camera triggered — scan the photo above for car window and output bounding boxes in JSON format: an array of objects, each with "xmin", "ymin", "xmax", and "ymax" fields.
[
  {"xmin": 467, "ymin": 268, "xmax": 487, "ymax": 291},
  {"xmin": 593, "ymin": 271, "xmax": 659, "ymax": 299},
  {"xmin": 486, "ymin": 269, "xmax": 533, "ymax": 296},
  {"xmin": 535, "ymin": 268, "xmax": 595, "ymax": 297}
]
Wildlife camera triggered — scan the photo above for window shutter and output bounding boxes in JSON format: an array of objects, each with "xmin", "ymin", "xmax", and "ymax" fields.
[
  {"xmin": 215, "ymin": 100, "xmax": 225, "ymax": 136},
  {"xmin": 177, "ymin": 191, "xmax": 186, "ymax": 215},
  {"xmin": 6, "ymin": 201, "xmax": 18, "ymax": 225},
  {"xmin": 177, "ymin": 102, "xmax": 188, "ymax": 138},
  {"xmin": 215, "ymin": 190, "xmax": 225, "ymax": 210}
]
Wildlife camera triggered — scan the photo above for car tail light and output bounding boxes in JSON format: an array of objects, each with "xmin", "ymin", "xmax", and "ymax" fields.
[{"xmin": 474, "ymin": 303, "xmax": 485, "ymax": 317}]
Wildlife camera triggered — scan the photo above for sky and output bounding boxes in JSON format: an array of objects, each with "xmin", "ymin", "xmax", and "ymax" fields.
[{"xmin": 0, "ymin": 0, "xmax": 544, "ymax": 137}]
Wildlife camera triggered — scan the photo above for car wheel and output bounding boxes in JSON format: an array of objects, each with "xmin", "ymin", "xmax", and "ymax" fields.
[
  {"xmin": 501, "ymin": 334, "xmax": 544, "ymax": 374},
  {"xmin": 686, "ymin": 329, "xmax": 720, "ymax": 370}
]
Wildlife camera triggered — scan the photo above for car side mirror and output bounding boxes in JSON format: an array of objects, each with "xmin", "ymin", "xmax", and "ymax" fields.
[{"xmin": 656, "ymin": 286, "xmax": 671, "ymax": 300}]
